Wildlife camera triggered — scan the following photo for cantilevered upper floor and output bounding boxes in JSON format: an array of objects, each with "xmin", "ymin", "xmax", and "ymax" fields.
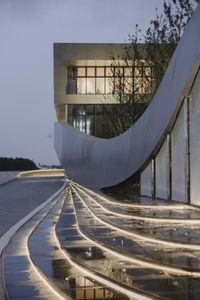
[{"xmin": 53, "ymin": 43, "xmax": 153, "ymax": 137}]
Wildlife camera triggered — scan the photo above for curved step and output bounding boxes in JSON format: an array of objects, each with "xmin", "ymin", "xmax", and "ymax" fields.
[
  {"xmin": 72, "ymin": 181, "xmax": 195, "ymax": 211},
  {"xmin": 71, "ymin": 183, "xmax": 200, "ymax": 224},
  {"xmin": 57, "ymin": 190, "xmax": 183, "ymax": 300},
  {"xmin": 71, "ymin": 186, "xmax": 200, "ymax": 276},
  {"xmin": 28, "ymin": 187, "xmax": 129, "ymax": 300},
  {"xmin": 3, "ymin": 192, "xmax": 65, "ymax": 300},
  {"xmin": 71, "ymin": 185, "xmax": 200, "ymax": 251},
  {"xmin": 62, "ymin": 189, "xmax": 200, "ymax": 299}
]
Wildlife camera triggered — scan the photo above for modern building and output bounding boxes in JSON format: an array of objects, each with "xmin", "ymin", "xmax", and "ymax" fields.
[
  {"xmin": 54, "ymin": 43, "xmax": 154, "ymax": 138},
  {"xmin": 54, "ymin": 5, "xmax": 200, "ymax": 207}
]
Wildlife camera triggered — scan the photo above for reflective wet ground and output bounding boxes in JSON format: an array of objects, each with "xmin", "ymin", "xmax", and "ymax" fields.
[
  {"xmin": 3, "ymin": 181, "xmax": 200, "ymax": 299},
  {"xmin": 3, "ymin": 187, "xmax": 127, "ymax": 300},
  {"xmin": 57, "ymin": 188, "xmax": 200, "ymax": 299},
  {"xmin": 75, "ymin": 185, "xmax": 200, "ymax": 219},
  {"xmin": 71, "ymin": 191, "xmax": 200, "ymax": 272},
  {"xmin": 71, "ymin": 185, "xmax": 200, "ymax": 245},
  {"xmin": 4, "ymin": 199, "xmax": 58, "ymax": 300}
]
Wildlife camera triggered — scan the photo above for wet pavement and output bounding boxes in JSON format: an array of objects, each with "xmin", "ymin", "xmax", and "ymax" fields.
[
  {"xmin": 3, "ymin": 182, "xmax": 127, "ymax": 300},
  {"xmin": 3, "ymin": 179, "xmax": 200, "ymax": 299},
  {"xmin": 74, "ymin": 185, "xmax": 200, "ymax": 220},
  {"xmin": 61, "ymin": 188, "xmax": 200, "ymax": 299},
  {"xmin": 3, "ymin": 196, "xmax": 59, "ymax": 299},
  {"xmin": 71, "ymin": 185, "xmax": 200, "ymax": 247},
  {"xmin": 71, "ymin": 189, "xmax": 200, "ymax": 273},
  {"xmin": 74, "ymin": 183, "xmax": 189, "ymax": 208}
]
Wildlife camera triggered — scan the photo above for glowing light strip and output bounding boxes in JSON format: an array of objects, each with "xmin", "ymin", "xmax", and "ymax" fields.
[
  {"xmin": 27, "ymin": 246, "xmax": 65, "ymax": 300},
  {"xmin": 26, "ymin": 198, "xmax": 66, "ymax": 300},
  {"xmin": 55, "ymin": 191, "xmax": 155, "ymax": 300},
  {"xmin": 18, "ymin": 169, "xmax": 65, "ymax": 178},
  {"xmin": 69, "ymin": 190, "xmax": 200, "ymax": 277},
  {"xmin": 71, "ymin": 181, "xmax": 191, "ymax": 210},
  {"xmin": 72, "ymin": 184, "xmax": 200, "ymax": 224},
  {"xmin": 25, "ymin": 197, "xmax": 66, "ymax": 300},
  {"xmin": 70, "ymin": 186, "xmax": 200, "ymax": 251}
]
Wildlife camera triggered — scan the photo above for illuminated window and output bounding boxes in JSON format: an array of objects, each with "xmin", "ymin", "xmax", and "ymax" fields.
[
  {"xmin": 67, "ymin": 63, "xmax": 153, "ymax": 95},
  {"xmin": 77, "ymin": 67, "xmax": 85, "ymax": 77},
  {"xmin": 87, "ymin": 67, "xmax": 95, "ymax": 77},
  {"xmin": 96, "ymin": 78, "xmax": 104, "ymax": 94},
  {"xmin": 96, "ymin": 67, "xmax": 104, "ymax": 77},
  {"xmin": 77, "ymin": 78, "xmax": 86, "ymax": 94},
  {"xmin": 105, "ymin": 78, "xmax": 114, "ymax": 94},
  {"xmin": 87, "ymin": 78, "xmax": 95, "ymax": 94}
]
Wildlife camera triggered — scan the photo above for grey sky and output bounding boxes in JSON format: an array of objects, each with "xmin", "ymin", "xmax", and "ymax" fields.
[{"xmin": 0, "ymin": 0, "xmax": 170, "ymax": 165}]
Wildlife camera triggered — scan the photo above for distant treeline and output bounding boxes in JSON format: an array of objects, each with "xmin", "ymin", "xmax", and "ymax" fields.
[{"xmin": 0, "ymin": 157, "xmax": 38, "ymax": 171}]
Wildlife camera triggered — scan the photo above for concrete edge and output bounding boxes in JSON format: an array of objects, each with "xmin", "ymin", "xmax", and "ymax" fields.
[
  {"xmin": 18, "ymin": 169, "xmax": 65, "ymax": 178},
  {"xmin": 0, "ymin": 181, "xmax": 67, "ymax": 256}
]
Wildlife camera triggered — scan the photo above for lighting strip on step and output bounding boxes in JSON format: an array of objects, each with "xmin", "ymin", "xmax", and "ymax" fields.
[
  {"xmin": 71, "ymin": 181, "xmax": 191, "ymax": 210},
  {"xmin": 55, "ymin": 191, "xmax": 155, "ymax": 300},
  {"xmin": 71, "ymin": 184, "xmax": 200, "ymax": 224},
  {"xmin": 69, "ymin": 189, "xmax": 200, "ymax": 277},
  {"xmin": 26, "ymin": 196, "xmax": 66, "ymax": 300},
  {"xmin": 70, "ymin": 186, "xmax": 200, "ymax": 251}
]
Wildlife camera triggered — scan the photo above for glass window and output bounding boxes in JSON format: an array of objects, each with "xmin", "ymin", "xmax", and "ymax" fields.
[
  {"xmin": 68, "ymin": 105, "xmax": 74, "ymax": 115},
  {"xmin": 114, "ymin": 77, "xmax": 124, "ymax": 94},
  {"xmin": 86, "ymin": 116, "xmax": 94, "ymax": 135},
  {"xmin": 134, "ymin": 67, "xmax": 143, "ymax": 77},
  {"xmin": 105, "ymin": 78, "xmax": 114, "ymax": 94},
  {"xmin": 76, "ymin": 105, "xmax": 85, "ymax": 115},
  {"xmin": 115, "ymin": 67, "xmax": 124, "ymax": 77},
  {"xmin": 105, "ymin": 116, "xmax": 114, "ymax": 137},
  {"xmin": 95, "ymin": 115, "xmax": 104, "ymax": 137},
  {"xmin": 77, "ymin": 78, "xmax": 86, "ymax": 94},
  {"xmin": 144, "ymin": 67, "xmax": 152, "ymax": 77},
  {"xmin": 124, "ymin": 77, "xmax": 133, "ymax": 94},
  {"xmin": 124, "ymin": 67, "xmax": 132, "ymax": 77},
  {"xmin": 106, "ymin": 67, "xmax": 113, "ymax": 77},
  {"xmin": 105, "ymin": 104, "xmax": 113, "ymax": 115},
  {"xmin": 77, "ymin": 67, "xmax": 85, "ymax": 77},
  {"xmin": 142, "ymin": 77, "xmax": 153, "ymax": 94},
  {"xmin": 96, "ymin": 77, "xmax": 104, "ymax": 94},
  {"xmin": 96, "ymin": 104, "xmax": 104, "ymax": 114},
  {"xmin": 87, "ymin": 67, "xmax": 95, "ymax": 77},
  {"xmin": 68, "ymin": 67, "xmax": 77, "ymax": 79},
  {"xmin": 134, "ymin": 77, "xmax": 143, "ymax": 94},
  {"xmin": 96, "ymin": 67, "xmax": 104, "ymax": 77},
  {"xmin": 87, "ymin": 78, "xmax": 95, "ymax": 94},
  {"xmin": 68, "ymin": 116, "xmax": 73, "ymax": 125},
  {"xmin": 67, "ymin": 79, "xmax": 77, "ymax": 94},
  {"xmin": 86, "ymin": 104, "xmax": 94, "ymax": 114},
  {"xmin": 75, "ymin": 116, "xmax": 85, "ymax": 132}
]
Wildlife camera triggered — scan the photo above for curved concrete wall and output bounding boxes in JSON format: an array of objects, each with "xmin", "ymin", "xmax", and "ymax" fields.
[{"xmin": 55, "ymin": 5, "xmax": 200, "ymax": 189}]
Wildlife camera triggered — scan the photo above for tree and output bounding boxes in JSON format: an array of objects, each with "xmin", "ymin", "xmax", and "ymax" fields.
[
  {"xmin": 0, "ymin": 157, "xmax": 38, "ymax": 171},
  {"xmin": 107, "ymin": 0, "xmax": 196, "ymax": 137}
]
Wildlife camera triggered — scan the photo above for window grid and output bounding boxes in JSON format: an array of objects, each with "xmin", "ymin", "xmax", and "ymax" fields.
[{"xmin": 67, "ymin": 66, "xmax": 154, "ymax": 95}]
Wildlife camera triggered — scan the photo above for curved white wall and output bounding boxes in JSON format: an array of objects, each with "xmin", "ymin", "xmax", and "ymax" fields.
[{"xmin": 55, "ymin": 5, "xmax": 200, "ymax": 195}]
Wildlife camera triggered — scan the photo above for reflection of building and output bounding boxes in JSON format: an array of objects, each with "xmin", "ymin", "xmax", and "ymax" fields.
[{"xmin": 54, "ymin": 43, "xmax": 154, "ymax": 138}]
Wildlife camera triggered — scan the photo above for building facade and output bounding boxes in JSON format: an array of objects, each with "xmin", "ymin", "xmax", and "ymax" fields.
[
  {"xmin": 54, "ymin": 43, "xmax": 153, "ymax": 138},
  {"xmin": 53, "ymin": 7, "xmax": 200, "ymax": 208}
]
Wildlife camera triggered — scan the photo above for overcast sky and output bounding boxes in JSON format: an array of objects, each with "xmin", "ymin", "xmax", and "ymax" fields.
[{"xmin": 0, "ymin": 0, "xmax": 170, "ymax": 165}]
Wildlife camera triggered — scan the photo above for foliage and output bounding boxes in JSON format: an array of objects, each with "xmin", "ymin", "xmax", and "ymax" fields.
[
  {"xmin": 107, "ymin": 0, "xmax": 196, "ymax": 137},
  {"xmin": 0, "ymin": 157, "xmax": 38, "ymax": 171}
]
